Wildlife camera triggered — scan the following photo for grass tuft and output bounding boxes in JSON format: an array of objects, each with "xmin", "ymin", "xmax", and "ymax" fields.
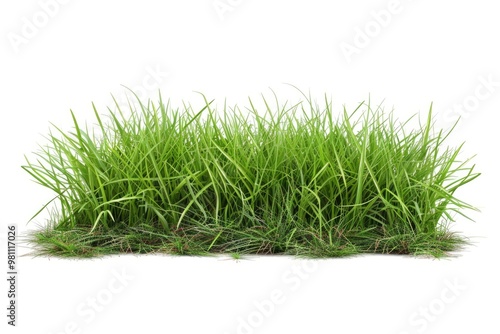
[{"xmin": 23, "ymin": 92, "xmax": 480, "ymax": 257}]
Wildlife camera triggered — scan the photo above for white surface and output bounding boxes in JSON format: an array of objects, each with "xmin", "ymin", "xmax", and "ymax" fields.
[{"xmin": 1, "ymin": 0, "xmax": 499, "ymax": 333}]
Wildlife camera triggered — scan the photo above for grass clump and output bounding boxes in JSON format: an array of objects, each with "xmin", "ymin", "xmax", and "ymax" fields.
[{"xmin": 23, "ymin": 91, "xmax": 479, "ymax": 257}]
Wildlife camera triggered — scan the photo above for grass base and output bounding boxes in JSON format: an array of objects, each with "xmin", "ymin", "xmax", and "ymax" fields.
[{"xmin": 29, "ymin": 223, "xmax": 468, "ymax": 258}]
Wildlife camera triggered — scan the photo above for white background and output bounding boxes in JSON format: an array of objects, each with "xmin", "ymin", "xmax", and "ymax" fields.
[{"xmin": 1, "ymin": 0, "xmax": 499, "ymax": 333}]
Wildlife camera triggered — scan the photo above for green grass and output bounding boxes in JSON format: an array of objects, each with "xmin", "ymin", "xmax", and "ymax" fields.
[{"xmin": 23, "ymin": 91, "xmax": 480, "ymax": 258}]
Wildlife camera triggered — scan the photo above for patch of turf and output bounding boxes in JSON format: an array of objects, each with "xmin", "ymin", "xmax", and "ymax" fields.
[{"xmin": 23, "ymin": 91, "xmax": 479, "ymax": 257}]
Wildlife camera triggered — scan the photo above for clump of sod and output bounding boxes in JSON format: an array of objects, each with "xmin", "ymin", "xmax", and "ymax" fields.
[{"xmin": 23, "ymin": 92, "xmax": 479, "ymax": 257}]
